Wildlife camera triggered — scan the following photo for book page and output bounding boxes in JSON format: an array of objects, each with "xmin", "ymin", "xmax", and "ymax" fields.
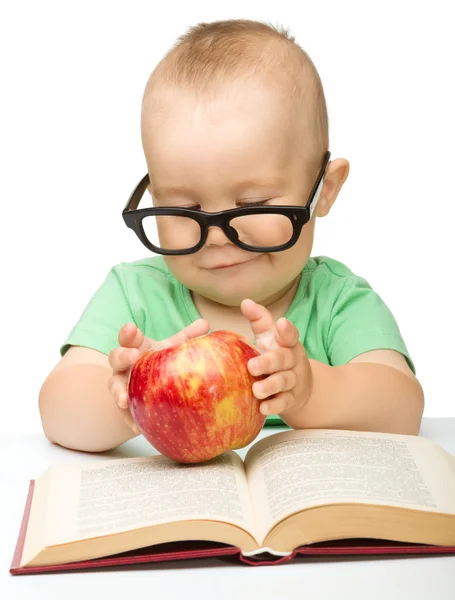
[
  {"xmin": 245, "ymin": 429, "xmax": 455, "ymax": 536},
  {"xmin": 43, "ymin": 452, "xmax": 259, "ymax": 546}
]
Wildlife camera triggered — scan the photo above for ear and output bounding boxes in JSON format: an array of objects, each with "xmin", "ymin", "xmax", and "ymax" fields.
[{"xmin": 314, "ymin": 158, "xmax": 350, "ymax": 218}]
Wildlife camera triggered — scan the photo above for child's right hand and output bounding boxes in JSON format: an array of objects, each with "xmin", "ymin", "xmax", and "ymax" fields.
[{"xmin": 108, "ymin": 320, "xmax": 210, "ymax": 434}]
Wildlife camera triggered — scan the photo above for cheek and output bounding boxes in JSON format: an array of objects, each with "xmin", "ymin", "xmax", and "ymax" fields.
[
  {"xmin": 296, "ymin": 220, "xmax": 315, "ymax": 253},
  {"xmin": 164, "ymin": 256, "xmax": 197, "ymax": 281},
  {"xmin": 269, "ymin": 226, "xmax": 314, "ymax": 270}
]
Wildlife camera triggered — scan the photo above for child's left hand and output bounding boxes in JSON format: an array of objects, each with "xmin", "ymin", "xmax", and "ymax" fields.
[{"xmin": 240, "ymin": 298, "xmax": 313, "ymax": 417}]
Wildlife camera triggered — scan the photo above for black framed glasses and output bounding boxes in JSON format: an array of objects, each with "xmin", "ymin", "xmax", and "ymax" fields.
[{"xmin": 122, "ymin": 151, "xmax": 331, "ymax": 255}]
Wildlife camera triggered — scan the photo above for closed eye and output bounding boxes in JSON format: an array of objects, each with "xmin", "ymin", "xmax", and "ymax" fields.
[
  {"xmin": 240, "ymin": 199, "xmax": 271, "ymax": 207},
  {"xmin": 162, "ymin": 199, "xmax": 272, "ymax": 211}
]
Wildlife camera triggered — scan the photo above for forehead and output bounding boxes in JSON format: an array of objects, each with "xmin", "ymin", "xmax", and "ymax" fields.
[{"xmin": 141, "ymin": 81, "xmax": 302, "ymax": 183}]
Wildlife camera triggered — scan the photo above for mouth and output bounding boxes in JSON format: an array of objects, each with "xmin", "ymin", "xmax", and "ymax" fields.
[
  {"xmin": 209, "ymin": 256, "xmax": 260, "ymax": 270},
  {"xmin": 213, "ymin": 262, "xmax": 245, "ymax": 269}
]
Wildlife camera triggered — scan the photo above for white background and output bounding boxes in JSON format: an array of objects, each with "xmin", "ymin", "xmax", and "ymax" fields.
[{"xmin": 1, "ymin": 0, "xmax": 454, "ymax": 436}]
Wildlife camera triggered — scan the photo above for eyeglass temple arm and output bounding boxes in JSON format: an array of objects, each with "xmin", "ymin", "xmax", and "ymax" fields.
[
  {"xmin": 123, "ymin": 173, "xmax": 150, "ymax": 212},
  {"xmin": 307, "ymin": 151, "xmax": 331, "ymax": 217}
]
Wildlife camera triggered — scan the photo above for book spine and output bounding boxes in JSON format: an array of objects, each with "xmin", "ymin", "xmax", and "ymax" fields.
[
  {"xmin": 241, "ymin": 547, "xmax": 293, "ymax": 558},
  {"xmin": 239, "ymin": 552, "xmax": 296, "ymax": 566}
]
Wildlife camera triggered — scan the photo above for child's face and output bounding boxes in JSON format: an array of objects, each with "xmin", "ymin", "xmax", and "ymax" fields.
[{"xmin": 142, "ymin": 80, "xmax": 323, "ymax": 307}]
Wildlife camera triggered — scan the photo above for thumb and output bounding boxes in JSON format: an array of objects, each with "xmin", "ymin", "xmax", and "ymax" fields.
[
  {"xmin": 120, "ymin": 319, "xmax": 210, "ymax": 356},
  {"xmin": 150, "ymin": 318, "xmax": 211, "ymax": 352}
]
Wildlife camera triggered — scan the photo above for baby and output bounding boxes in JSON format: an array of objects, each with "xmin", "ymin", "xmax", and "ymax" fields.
[{"xmin": 39, "ymin": 19, "xmax": 424, "ymax": 452}]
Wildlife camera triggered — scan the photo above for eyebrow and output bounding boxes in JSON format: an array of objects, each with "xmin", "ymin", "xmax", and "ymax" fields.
[{"xmin": 152, "ymin": 177, "xmax": 287, "ymax": 200}]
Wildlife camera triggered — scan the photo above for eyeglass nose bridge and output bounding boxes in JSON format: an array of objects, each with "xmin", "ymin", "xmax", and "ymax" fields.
[
  {"xmin": 198, "ymin": 212, "xmax": 242, "ymax": 246},
  {"xmin": 202, "ymin": 214, "xmax": 239, "ymax": 244}
]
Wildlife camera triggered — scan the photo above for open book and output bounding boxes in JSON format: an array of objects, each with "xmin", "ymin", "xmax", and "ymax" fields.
[{"xmin": 10, "ymin": 428, "xmax": 455, "ymax": 574}]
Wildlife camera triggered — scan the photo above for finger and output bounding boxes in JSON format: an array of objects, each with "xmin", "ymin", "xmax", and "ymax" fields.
[
  {"xmin": 259, "ymin": 392, "xmax": 295, "ymax": 416},
  {"xmin": 240, "ymin": 299, "xmax": 278, "ymax": 352},
  {"xmin": 108, "ymin": 376, "xmax": 139, "ymax": 433},
  {"xmin": 107, "ymin": 374, "xmax": 128, "ymax": 407},
  {"xmin": 118, "ymin": 323, "xmax": 151, "ymax": 354},
  {"xmin": 274, "ymin": 318, "xmax": 300, "ymax": 348},
  {"xmin": 109, "ymin": 347, "xmax": 142, "ymax": 373},
  {"xmin": 157, "ymin": 318, "xmax": 210, "ymax": 351},
  {"xmin": 253, "ymin": 370, "xmax": 297, "ymax": 400},
  {"xmin": 118, "ymin": 319, "xmax": 210, "ymax": 361},
  {"xmin": 120, "ymin": 408, "xmax": 140, "ymax": 435},
  {"xmin": 248, "ymin": 347, "xmax": 296, "ymax": 376}
]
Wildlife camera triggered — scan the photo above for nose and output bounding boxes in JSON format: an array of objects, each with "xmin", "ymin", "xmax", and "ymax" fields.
[{"xmin": 204, "ymin": 224, "xmax": 233, "ymax": 247}]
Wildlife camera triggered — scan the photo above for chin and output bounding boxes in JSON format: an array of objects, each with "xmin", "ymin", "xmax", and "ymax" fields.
[{"xmin": 202, "ymin": 281, "xmax": 267, "ymax": 306}]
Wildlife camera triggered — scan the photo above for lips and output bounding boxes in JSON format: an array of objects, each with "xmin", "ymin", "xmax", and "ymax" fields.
[
  {"xmin": 212, "ymin": 261, "xmax": 246, "ymax": 269},
  {"xmin": 200, "ymin": 253, "xmax": 264, "ymax": 271},
  {"xmin": 202, "ymin": 255, "xmax": 261, "ymax": 270}
]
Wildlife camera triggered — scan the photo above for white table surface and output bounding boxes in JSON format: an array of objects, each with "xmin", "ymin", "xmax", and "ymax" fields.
[{"xmin": 2, "ymin": 417, "xmax": 455, "ymax": 600}]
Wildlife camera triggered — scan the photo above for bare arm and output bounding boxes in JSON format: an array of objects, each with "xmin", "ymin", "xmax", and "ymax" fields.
[
  {"xmin": 39, "ymin": 319, "xmax": 211, "ymax": 453},
  {"xmin": 38, "ymin": 346, "xmax": 137, "ymax": 453},
  {"xmin": 281, "ymin": 350, "xmax": 424, "ymax": 435}
]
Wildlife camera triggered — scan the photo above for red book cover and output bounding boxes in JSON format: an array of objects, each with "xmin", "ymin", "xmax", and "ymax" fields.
[{"xmin": 10, "ymin": 480, "xmax": 455, "ymax": 575}]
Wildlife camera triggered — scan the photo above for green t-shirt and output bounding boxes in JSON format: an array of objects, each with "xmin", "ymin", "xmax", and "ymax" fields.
[{"xmin": 60, "ymin": 255, "xmax": 415, "ymax": 427}]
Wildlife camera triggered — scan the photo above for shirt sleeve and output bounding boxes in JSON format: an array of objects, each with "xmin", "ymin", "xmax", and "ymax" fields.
[
  {"xmin": 60, "ymin": 265, "xmax": 135, "ymax": 357},
  {"xmin": 326, "ymin": 275, "xmax": 416, "ymax": 374}
]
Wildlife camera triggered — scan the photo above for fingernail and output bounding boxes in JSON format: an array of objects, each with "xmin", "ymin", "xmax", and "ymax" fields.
[
  {"xmin": 260, "ymin": 403, "xmax": 269, "ymax": 415},
  {"xmin": 249, "ymin": 359, "xmax": 258, "ymax": 374},
  {"xmin": 133, "ymin": 423, "xmax": 140, "ymax": 435}
]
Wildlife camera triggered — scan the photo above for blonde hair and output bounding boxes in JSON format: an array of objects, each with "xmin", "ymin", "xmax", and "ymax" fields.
[{"xmin": 142, "ymin": 19, "xmax": 329, "ymax": 173}]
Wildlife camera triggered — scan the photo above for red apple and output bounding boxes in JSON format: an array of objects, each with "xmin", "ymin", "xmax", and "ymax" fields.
[{"xmin": 127, "ymin": 330, "xmax": 266, "ymax": 463}]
